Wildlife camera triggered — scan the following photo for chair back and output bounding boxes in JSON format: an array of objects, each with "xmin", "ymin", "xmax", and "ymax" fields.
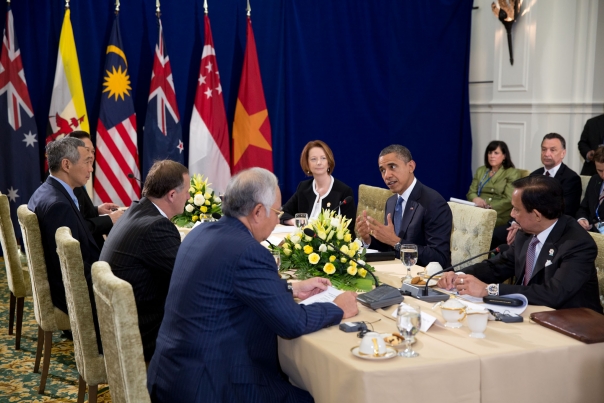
[
  {"xmin": 448, "ymin": 202, "xmax": 497, "ymax": 269},
  {"xmin": 93, "ymin": 261, "xmax": 150, "ymax": 403},
  {"xmin": 17, "ymin": 205, "xmax": 70, "ymax": 331},
  {"xmin": 55, "ymin": 226, "xmax": 106, "ymax": 385},
  {"xmin": 517, "ymin": 169, "xmax": 531, "ymax": 178},
  {"xmin": 580, "ymin": 175, "xmax": 591, "ymax": 202},
  {"xmin": 0, "ymin": 195, "xmax": 30, "ymax": 298},
  {"xmin": 357, "ymin": 185, "xmax": 392, "ymax": 221},
  {"xmin": 588, "ymin": 231, "xmax": 604, "ymax": 308}
]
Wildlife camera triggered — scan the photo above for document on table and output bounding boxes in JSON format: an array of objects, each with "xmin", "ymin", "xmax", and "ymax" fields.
[
  {"xmin": 460, "ymin": 293, "xmax": 529, "ymax": 315},
  {"xmin": 449, "ymin": 197, "xmax": 476, "ymax": 207},
  {"xmin": 299, "ymin": 286, "xmax": 343, "ymax": 305}
]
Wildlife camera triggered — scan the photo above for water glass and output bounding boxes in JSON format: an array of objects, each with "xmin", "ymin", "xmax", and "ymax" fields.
[
  {"xmin": 396, "ymin": 303, "xmax": 421, "ymax": 357},
  {"xmin": 271, "ymin": 249, "xmax": 281, "ymax": 271},
  {"xmin": 401, "ymin": 244, "xmax": 418, "ymax": 284},
  {"xmin": 294, "ymin": 213, "xmax": 308, "ymax": 229}
]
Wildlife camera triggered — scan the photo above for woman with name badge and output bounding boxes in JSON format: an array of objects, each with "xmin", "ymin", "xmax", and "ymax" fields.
[
  {"xmin": 466, "ymin": 140, "xmax": 521, "ymax": 227},
  {"xmin": 280, "ymin": 140, "xmax": 356, "ymax": 232}
]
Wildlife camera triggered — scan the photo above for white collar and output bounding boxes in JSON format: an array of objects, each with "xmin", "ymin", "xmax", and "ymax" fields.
[
  {"xmin": 151, "ymin": 201, "xmax": 168, "ymax": 218},
  {"xmin": 544, "ymin": 163, "xmax": 562, "ymax": 177},
  {"xmin": 398, "ymin": 177, "xmax": 417, "ymax": 201}
]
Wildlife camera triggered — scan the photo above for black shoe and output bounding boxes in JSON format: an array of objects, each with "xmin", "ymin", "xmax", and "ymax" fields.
[{"xmin": 61, "ymin": 330, "xmax": 73, "ymax": 340}]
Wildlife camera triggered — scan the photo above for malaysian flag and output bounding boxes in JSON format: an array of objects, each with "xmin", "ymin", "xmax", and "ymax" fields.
[
  {"xmin": 142, "ymin": 16, "xmax": 183, "ymax": 179},
  {"xmin": 93, "ymin": 14, "xmax": 140, "ymax": 206},
  {"xmin": 0, "ymin": 5, "xmax": 40, "ymax": 242}
]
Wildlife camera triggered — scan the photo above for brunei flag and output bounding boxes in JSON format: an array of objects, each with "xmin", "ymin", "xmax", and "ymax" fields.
[
  {"xmin": 231, "ymin": 15, "xmax": 272, "ymax": 174},
  {"xmin": 46, "ymin": 8, "xmax": 88, "ymax": 155}
]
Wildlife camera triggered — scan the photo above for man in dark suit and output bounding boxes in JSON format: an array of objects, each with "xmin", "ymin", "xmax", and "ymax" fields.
[
  {"xmin": 492, "ymin": 133, "xmax": 582, "ymax": 247},
  {"xmin": 578, "ymin": 114, "xmax": 604, "ymax": 176},
  {"xmin": 99, "ymin": 160, "xmax": 189, "ymax": 361},
  {"xmin": 577, "ymin": 146, "xmax": 604, "ymax": 232},
  {"xmin": 355, "ymin": 144, "xmax": 452, "ymax": 267},
  {"xmin": 27, "ymin": 137, "xmax": 100, "ymax": 315},
  {"xmin": 439, "ymin": 175, "xmax": 602, "ymax": 313},
  {"xmin": 147, "ymin": 168, "xmax": 358, "ymax": 403}
]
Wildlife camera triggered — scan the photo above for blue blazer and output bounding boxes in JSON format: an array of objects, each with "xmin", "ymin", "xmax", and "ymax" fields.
[
  {"xmin": 147, "ymin": 216, "xmax": 343, "ymax": 403},
  {"xmin": 27, "ymin": 176, "xmax": 100, "ymax": 314}
]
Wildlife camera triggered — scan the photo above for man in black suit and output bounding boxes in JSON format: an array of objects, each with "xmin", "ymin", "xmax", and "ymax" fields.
[
  {"xmin": 28, "ymin": 137, "xmax": 100, "ymax": 315},
  {"xmin": 355, "ymin": 144, "xmax": 452, "ymax": 267},
  {"xmin": 439, "ymin": 176, "xmax": 602, "ymax": 313},
  {"xmin": 577, "ymin": 146, "xmax": 604, "ymax": 232},
  {"xmin": 492, "ymin": 133, "xmax": 582, "ymax": 247},
  {"xmin": 578, "ymin": 114, "xmax": 604, "ymax": 176},
  {"xmin": 99, "ymin": 160, "xmax": 189, "ymax": 361}
]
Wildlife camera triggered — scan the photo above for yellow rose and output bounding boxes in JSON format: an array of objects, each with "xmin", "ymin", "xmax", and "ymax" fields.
[
  {"xmin": 340, "ymin": 245, "xmax": 349, "ymax": 255},
  {"xmin": 340, "ymin": 257, "xmax": 347, "ymax": 263},
  {"xmin": 303, "ymin": 245, "xmax": 313, "ymax": 254},
  {"xmin": 200, "ymin": 206, "xmax": 208, "ymax": 213},
  {"xmin": 189, "ymin": 187, "xmax": 195, "ymax": 193},
  {"xmin": 188, "ymin": 197, "xmax": 194, "ymax": 203},
  {"xmin": 192, "ymin": 215, "xmax": 199, "ymax": 222},
  {"xmin": 347, "ymin": 266, "xmax": 357, "ymax": 276},
  {"xmin": 295, "ymin": 244, "xmax": 301, "ymax": 250},
  {"xmin": 205, "ymin": 200, "xmax": 211, "ymax": 206},
  {"xmin": 308, "ymin": 253, "xmax": 320, "ymax": 264},
  {"xmin": 212, "ymin": 204, "xmax": 217, "ymax": 208},
  {"xmin": 318, "ymin": 231, "xmax": 327, "ymax": 240},
  {"xmin": 329, "ymin": 255, "xmax": 336, "ymax": 262},
  {"xmin": 195, "ymin": 191, "xmax": 203, "ymax": 195},
  {"xmin": 350, "ymin": 260, "xmax": 357, "ymax": 267},
  {"xmin": 336, "ymin": 231, "xmax": 344, "ymax": 240},
  {"xmin": 344, "ymin": 233, "xmax": 352, "ymax": 242},
  {"xmin": 350, "ymin": 242, "xmax": 359, "ymax": 252},
  {"xmin": 348, "ymin": 249, "xmax": 356, "ymax": 258},
  {"xmin": 323, "ymin": 263, "xmax": 336, "ymax": 274},
  {"xmin": 204, "ymin": 192, "xmax": 212, "ymax": 199},
  {"xmin": 283, "ymin": 248, "xmax": 292, "ymax": 256},
  {"xmin": 358, "ymin": 268, "xmax": 367, "ymax": 278}
]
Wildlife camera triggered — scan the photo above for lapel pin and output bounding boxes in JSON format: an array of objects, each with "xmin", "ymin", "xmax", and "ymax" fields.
[
  {"xmin": 545, "ymin": 260, "xmax": 552, "ymax": 267},
  {"xmin": 327, "ymin": 202, "xmax": 331, "ymax": 207},
  {"xmin": 549, "ymin": 249, "xmax": 554, "ymax": 256}
]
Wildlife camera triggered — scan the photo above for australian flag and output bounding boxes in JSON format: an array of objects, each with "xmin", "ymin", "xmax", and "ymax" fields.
[
  {"xmin": 142, "ymin": 17, "xmax": 183, "ymax": 179},
  {"xmin": 0, "ymin": 6, "xmax": 40, "ymax": 245}
]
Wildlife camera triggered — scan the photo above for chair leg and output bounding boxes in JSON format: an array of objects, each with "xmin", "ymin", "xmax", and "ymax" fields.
[
  {"xmin": 77, "ymin": 374, "xmax": 86, "ymax": 403},
  {"xmin": 33, "ymin": 326, "xmax": 44, "ymax": 373},
  {"xmin": 38, "ymin": 330, "xmax": 52, "ymax": 394},
  {"xmin": 8, "ymin": 291, "xmax": 15, "ymax": 335},
  {"xmin": 15, "ymin": 297, "xmax": 24, "ymax": 350},
  {"xmin": 89, "ymin": 384, "xmax": 98, "ymax": 403}
]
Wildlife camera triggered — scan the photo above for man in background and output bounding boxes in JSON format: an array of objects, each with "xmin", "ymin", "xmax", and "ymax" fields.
[
  {"xmin": 576, "ymin": 146, "xmax": 604, "ymax": 232},
  {"xmin": 99, "ymin": 160, "xmax": 188, "ymax": 362},
  {"xmin": 578, "ymin": 114, "xmax": 604, "ymax": 176}
]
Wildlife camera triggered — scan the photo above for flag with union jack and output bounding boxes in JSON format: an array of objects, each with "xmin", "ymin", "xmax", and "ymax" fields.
[
  {"xmin": 93, "ymin": 14, "xmax": 140, "ymax": 207},
  {"xmin": 142, "ymin": 17, "xmax": 183, "ymax": 179},
  {"xmin": 0, "ymin": 5, "xmax": 40, "ymax": 242}
]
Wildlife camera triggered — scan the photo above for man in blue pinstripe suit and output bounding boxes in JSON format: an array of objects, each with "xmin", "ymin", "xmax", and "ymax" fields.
[{"xmin": 147, "ymin": 168, "xmax": 358, "ymax": 403}]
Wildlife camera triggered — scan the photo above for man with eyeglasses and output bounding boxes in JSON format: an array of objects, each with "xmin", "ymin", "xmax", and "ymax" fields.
[{"xmin": 148, "ymin": 167, "xmax": 358, "ymax": 403}]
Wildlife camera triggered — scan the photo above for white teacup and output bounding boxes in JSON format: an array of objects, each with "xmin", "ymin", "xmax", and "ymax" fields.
[
  {"xmin": 425, "ymin": 262, "xmax": 443, "ymax": 277},
  {"xmin": 466, "ymin": 308, "xmax": 489, "ymax": 338},
  {"xmin": 358, "ymin": 332, "xmax": 387, "ymax": 357},
  {"xmin": 440, "ymin": 299, "xmax": 466, "ymax": 328}
]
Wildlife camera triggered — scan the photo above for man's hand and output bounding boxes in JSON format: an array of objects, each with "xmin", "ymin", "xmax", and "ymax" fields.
[
  {"xmin": 454, "ymin": 274, "xmax": 487, "ymax": 298},
  {"xmin": 437, "ymin": 271, "xmax": 457, "ymax": 290},
  {"xmin": 506, "ymin": 222, "xmax": 521, "ymax": 245},
  {"xmin": 98, "ymin": 202, "xmax": 119, "ymax": 215},
  {"xmin": 367, "ymin": 213, "xmax": 399, "ymax": 247},
  {"xmin": 334, "ymin": 292, "xmax": 359, "ymax": 319},
  {"xmin": 108, "ymin": 209, "xmax": 124, "ymax": 224},
  {"xmin": 472, "ymin": 197, "xmax": 488, "ymax": 208},
  {"xmin": 292, "ymin": 277, "xmax": 331, "ymax": 300},
  {"xmin": 355, "ymin": 210, "xmax": 372, "ymax": 245},
  {"xmin": 578, "ymin": 218, "xmax": 592, "ymax": 231},
  {"xmin": 587, "ymin": 150, "xmax": 595, "ymax": 162}
]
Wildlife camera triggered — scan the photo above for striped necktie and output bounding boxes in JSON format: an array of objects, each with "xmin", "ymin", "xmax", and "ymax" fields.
[
  {"xmin": 394, "ymin": 196, "xmax": 404, "ymax": 235},
  {"xmin": 524, "ymin": 236, "xmax": 540, "ymax": 286}
]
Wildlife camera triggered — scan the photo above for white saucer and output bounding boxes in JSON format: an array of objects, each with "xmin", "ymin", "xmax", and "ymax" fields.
[
  {"xmin": 351, "ymin": 346, "xmax": 397, "ymax": 360},
  {"xmin": 444, "ymin": 322, "xmax": 463, "ymax": 328}
]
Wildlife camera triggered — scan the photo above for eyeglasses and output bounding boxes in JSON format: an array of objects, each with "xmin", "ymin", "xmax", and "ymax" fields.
[{"xmin": 270, "ymin": 207, "xmax": 284, "ymax": 219}]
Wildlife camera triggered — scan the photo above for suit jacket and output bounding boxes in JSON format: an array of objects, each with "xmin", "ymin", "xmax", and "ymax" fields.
[
  {"xmin": 576, "ymin": 174, "xmax": 604, "ymax": 231},
  {"xmin": 369, "ymin": 180, "xmax": 452, "ymax": 268},
  {"xmin": 466, "ymin": 166, "xmax": 521, "ymax": 227},
  {"xmin": 147, "ymin": 216, "xmax": 343, "ymax": 403},
  {"xmin": 578, "ymin": 114, "xmax": 604, "ymax": 176},
  {"xmin": 27, "ymin": 177, "xmax": 100, "ymax": 314},
  {"xmin": 463, "ymin": 215, "xmax": 602, "ymax": 313},
  {"xmin": 281, "ymin": 177, "xmax": 356, "ymax": 232},
  {"xmin": 99, "ymin": 197, "xmax": 180, "ymax": 361},
  {"xmin": 74, "ymin": 186, "xmax": 112, "ymax": 249},
  {"xmin": 531, "ymin": 163, "xmax": 582, "ymax": 217}
]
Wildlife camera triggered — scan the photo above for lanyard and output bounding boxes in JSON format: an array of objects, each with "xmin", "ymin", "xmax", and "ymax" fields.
[{"xmin": 477, "ymin": 170, "xmax": 493, "ymax": 197}]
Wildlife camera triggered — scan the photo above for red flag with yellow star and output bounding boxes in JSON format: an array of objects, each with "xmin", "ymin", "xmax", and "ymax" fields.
[{"xmin": 231, "ymin": 16, "xmax": 272, "ymax": 173}]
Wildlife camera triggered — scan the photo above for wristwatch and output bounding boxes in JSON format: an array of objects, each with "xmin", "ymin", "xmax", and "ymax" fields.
[
  {"xmin": 393, "ymin": 241, "xmax": 402, "ymax": 253},
  {"xmin": 486, "ymin": 283, "xmax": 499, "ymax": 296},
  {"xmin": 286, "ymin": 282, "xmax": 293, "ymax": 295}
]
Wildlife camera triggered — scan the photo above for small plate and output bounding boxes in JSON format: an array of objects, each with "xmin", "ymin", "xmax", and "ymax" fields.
[
  {"xmin": 351, "ymin": 346, "xmax": 397, "ymax": 360},
  {"xmin": 382, "ymin": 333, "xmax": 416, "ymax": 348},
  {"xmin": 279, "ymin": 272, "xmax": 292, "ymax": 280}
]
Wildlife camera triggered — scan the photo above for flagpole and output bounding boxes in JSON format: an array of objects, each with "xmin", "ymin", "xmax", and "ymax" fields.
[
  {"xmin": 247, "ymin": 0, "xmax": 251, "ymax": 17},
  {"xmin": 156, "ymin": 0, "xmax": 161, "ymax": 18},
  {"xmin": 204, "ymin": 0, "xmax": 208, "ymax": 15}
]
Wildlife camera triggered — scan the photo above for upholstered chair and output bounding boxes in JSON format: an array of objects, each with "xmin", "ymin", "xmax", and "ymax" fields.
[
  {"xmin": 17, "ymin": 204, "xmax": 71, "ymax": 394},
  {"xmin": 447, "ymin": 202, "xmax": 497, "ymax": 270},
  {"xmin": 357, "ymin": 185, "xmax": 392, "ymax": 222},
  {"xmin": 92, "ymin": 261, "xmax": 151, "ymax": 403},
  {"xmin": 0, "ymin": 194, "xmax": 31, "ymax": 349},
  {"xmin": 580, "ymin": 175, "xmax": 592, "ymax": 202},
  {"xmin": 588, "ymin": 232, "xmax": 604, "ymax": 308},
  {"xmin": 55, "ymin": 227, "xmax": 106, "ymax": 403},
  {"xmin": 517, "ymin": 169, "xmax": 531, "ymax": 178}
]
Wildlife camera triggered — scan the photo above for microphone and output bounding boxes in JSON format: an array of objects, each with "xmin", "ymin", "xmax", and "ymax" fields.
[
  {"xmin": 211, "ymin": 212, "xmax": 222, "ymax": 220},
  {"xmin": 303, "ymin": 228, "xmax": 380, "ymax": 287},
  {"xmin": 338, "ymin": 196, "xmax": 354, "ymax": 207},
  {"xmin": 422, "ymin": 244, "xmax": 509, "ymax": 297},
  {"xmin": 127, "ymin": 173, "xmax": 142, "ymax": 183}
]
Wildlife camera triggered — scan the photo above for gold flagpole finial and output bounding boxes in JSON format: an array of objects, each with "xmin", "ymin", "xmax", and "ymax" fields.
[
  {"xmin": 156, "ymin": 0, "xmax": 161, "ymax": 16},
  {"xmin": 65, "ymin": 0, "xmax": 70, "ymax": 9},
  {"xmin": 204, "ymin": 0, "xmax": 208, "ymax": 15},
  {"xmin": 115, "ymin": 0, "xmax": 120, "ymax": 12},
  {"xmin": 246, "ymin": 0, "xmax": 251, "ymax": 17}
]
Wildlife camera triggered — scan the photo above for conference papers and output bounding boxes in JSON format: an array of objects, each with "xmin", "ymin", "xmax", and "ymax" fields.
[
  {"xmin": 298, "ymin": 286, "xmax": 343, "ymax": 305},
  {"xmin": 449, "ymin": 197, "xmax": 476, "ymax": 207}
]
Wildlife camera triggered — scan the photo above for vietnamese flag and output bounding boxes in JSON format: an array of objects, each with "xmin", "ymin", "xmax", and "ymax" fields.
[{"xmin": 231, "ymin": 16, "xmax": 272, "ymax": 173}]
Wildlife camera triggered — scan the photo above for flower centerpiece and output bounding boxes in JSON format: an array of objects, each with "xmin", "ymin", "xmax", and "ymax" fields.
[
  {"xmin": 171, "ymin": 174, "xmax": 222, "ymax": 228},
  {"xmin": 270, "ymin": 209, "xmax": 377, "ymax": 291}
]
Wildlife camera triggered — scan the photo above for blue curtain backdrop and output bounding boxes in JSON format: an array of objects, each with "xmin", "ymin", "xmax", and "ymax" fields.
[{"xmin": 1, "ymin": 0, "xmax": 473, "ymax": 204}]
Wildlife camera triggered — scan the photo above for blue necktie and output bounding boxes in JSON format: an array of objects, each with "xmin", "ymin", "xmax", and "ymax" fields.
[{"xmin": 394, "ymin": 196, "xmax": 404, "ymax": 235}]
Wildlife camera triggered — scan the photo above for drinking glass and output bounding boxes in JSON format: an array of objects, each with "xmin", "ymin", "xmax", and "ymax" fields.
[
  {"xmin": 401, "ymin": 244, "xmax": 418, "ymax": 284},
  {"xmin": 271, "ymin": 249, "xmax": 281, "ymax": 271},
  {"xmin": 294, "ymin": 213, "xmax": 308, "ymax": 229},
  {"xmin": 396, "ymin": 303, "xmax": 421, "ymax": 357}
]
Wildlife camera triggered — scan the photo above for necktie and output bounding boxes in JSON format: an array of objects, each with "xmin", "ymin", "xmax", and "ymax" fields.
[
  {"xmin": 394, "ymin": 196, "xmax": 404, "ymax": 235},
  {"xmin": 545, "ymin": 171, "xmax": 550, "ymax": 176},
  {"xmin": 524, "ymin": 236, "xmax": 540, "ymax": 286}
]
